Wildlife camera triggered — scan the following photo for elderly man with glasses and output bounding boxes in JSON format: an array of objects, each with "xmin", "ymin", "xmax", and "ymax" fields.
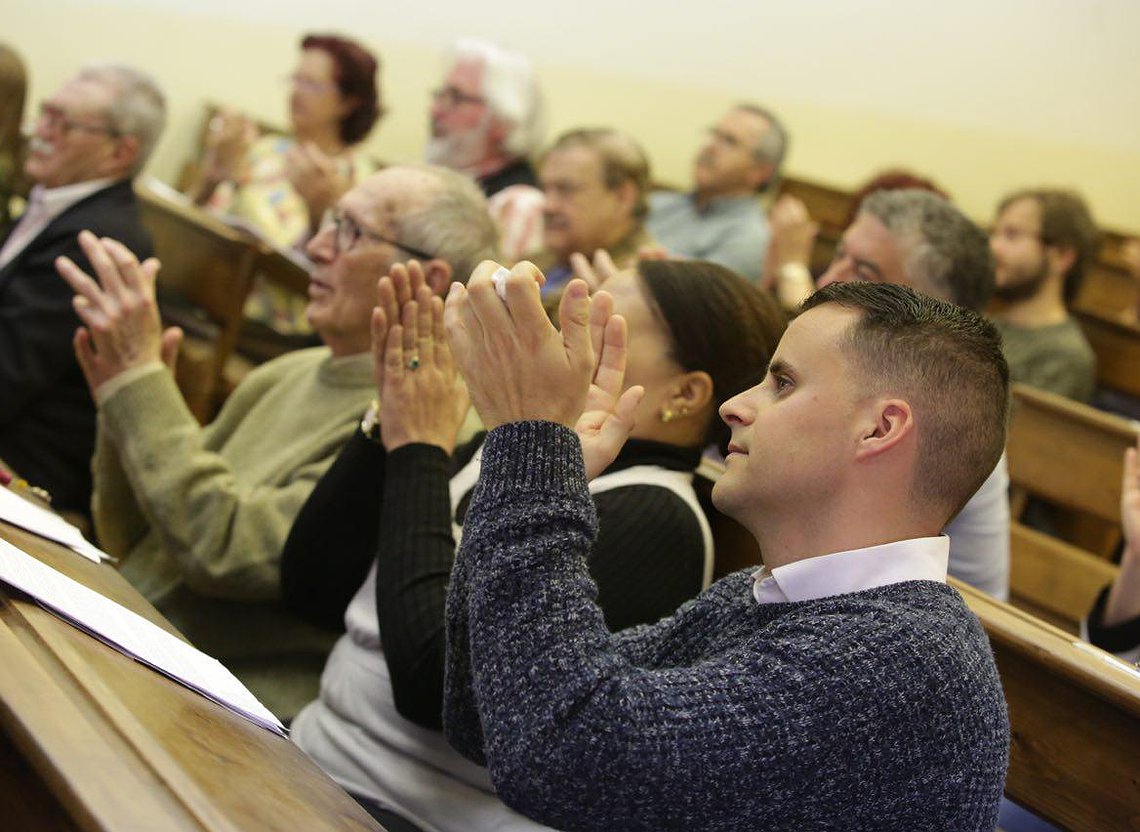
[
  {"xmin": 0, "ymin": 64, "xmax": 164, "ymax": 521},
  {"xmin": 56, "ymin": 164, "xmax": 499, "ymax": 719}
]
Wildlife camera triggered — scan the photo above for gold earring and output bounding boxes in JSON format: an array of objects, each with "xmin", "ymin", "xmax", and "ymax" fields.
[{"xmin": 660, "ymin": 408, "xmax": 677, "ymax": 423}]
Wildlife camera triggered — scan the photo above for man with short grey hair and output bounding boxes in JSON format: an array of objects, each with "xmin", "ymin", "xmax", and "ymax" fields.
[
  {"xmin": 0, "ymin": 63, "xmax": 165, "ymax": 519},
  {"xmin": 56, "ymin": 164, "xmax": 499, "ymax": 719},
  {"xmin": 428, "ymin": 38, "xmax": 545, "ymax": 261},
  {"xmin": 647, "ymin": 104, "xmax": 787, "ymax": 282}
]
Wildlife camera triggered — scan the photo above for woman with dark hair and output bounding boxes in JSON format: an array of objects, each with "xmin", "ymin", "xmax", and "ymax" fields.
[
  {"xmin": 281, "ymin": 260, "xmax": 786, "ymax": 832},
  {"xmin": 188, "ymin": 34, "xmax": 383, "ymax": 333}
]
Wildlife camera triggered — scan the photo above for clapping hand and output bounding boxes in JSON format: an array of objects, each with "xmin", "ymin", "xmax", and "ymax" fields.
[
  {"xmin": 56, "ymin": 231, "xmax": 182, "ymax": 397},
  {"xmin": 444, "ymin": 261, "xmax": 642, "ymax": 479},
  {"xmin": 286, "ymin": 141, "xmax": 350, "ymax": 233},
  {"xmin": 372, "ymin": 261, "xmax": 468, "ymax": 453}
]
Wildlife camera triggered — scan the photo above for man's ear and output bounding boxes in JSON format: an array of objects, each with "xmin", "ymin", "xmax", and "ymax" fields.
[
  {"xmin": 1047, "ymin": 244, "xmax": 1077, "ymax": 278},
  {"xmin": 109, "ymin": 135, "xmax": 140, "ymax": 177},
  {"xmin": 746, "ymin": 161, "xmax": 774, "ymax": 192},
  {"xmin": 422, "ymin": 259, "xmax": 455, "ymax": 296},
  {"xmin": 854, "ymin": 398, "xmax": 913, "ymax": 462},
  {"xmin": 614, "ymin": 180, "xmax": 639, "ymax": 217}
]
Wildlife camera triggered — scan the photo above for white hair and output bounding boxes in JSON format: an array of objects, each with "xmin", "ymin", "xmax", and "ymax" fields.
[
  {"xmin": 448, "ymin": 38, "xmax": 545, "ymax": 159},
  {"xmin": 76, "ymin": 63, "xmax": 166, "ymax": 176}
]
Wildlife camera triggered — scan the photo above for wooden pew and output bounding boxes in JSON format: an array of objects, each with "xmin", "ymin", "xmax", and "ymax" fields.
[
  {"xmin": 135, "ymin": 180, "xmax": 259, "ymax": 423},
  {"xmin": 1007, "ymin": 383, "xmax": 1136, "ymax": 558},
  {"xmin": 1074, "ymin": 308, "xmax": 1140, "ymax": 401},
  {"xmin": 955, "ymin": 579, "xmax": 1140, "ymax": 831},
  {"xmin": 0, "ymin": 518, "xmax": 383, "ymax": 831}
]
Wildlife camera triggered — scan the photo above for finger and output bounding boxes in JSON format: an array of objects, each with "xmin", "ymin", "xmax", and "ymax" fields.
[
  {"xmin": 415, "ymin": 285, "xmax": 434, "ymax": 364},
  {"xmin": 55, "ymin": 254, "xmax": 110, "ymax": 311},
  {"xmin": 557, "ymin": 279, "xmax": 594, "ymax": 370},
  {"xmin": 430, "ymin": 294, "xmax": 450, "ymax": 372},
  {"xmin": 499, "ymin": 261, "xmax": 551, "ymax": 332},
  {"xmin": 377, "ymin": 273, "xmax": 399, "ymax": 333},
  {"xmin": 611, "ymin": 385, "xmax": 645, "ymax": 427},
  {"xmin": 384, "ymin": 321, "xmax": 406, "ymax": 389},
  {"xmin": 593, "ymin": 249, "xmax": 618, "ymax": 282},
  {"xmin": 391, "ymin": 261, "xmax": 414, "ymax": 309},
  {"xmin": 402, "ymin": 299, "xmax": 419, "ymax": 369},
  {"xmin": 443, "ymin": 281, "xmax": 474, "ymax": 357},
  {"xmin": 160, "ymin": 327, "xmax": 183, "ymax": 370},
  {"xmin": 1126, "ymin": 446, "xmax": 1138, "ymax": 496},
  {"xmin": 569, "ymin": 252, "xmax": 599, "ymax": 291},
  {"xmin": 77, "ymin": 231, "xmax": 129, "ymax": 298},
  {"xmin": 73, "ymin": 327, "xmax": 97, "ymax": 381},
  {"xmin": 405, "ymin": 260, "xmax": 427, "ymax": 301},
  {"xmin": 468, "ymin": 262, "xmax": 516, "ymax": 334},
  {"xmin": 593, "ymin": 312, "xmax": 629, "ymax": 401},
  {"xmin": 102, "ymin": 237, "xmax": 145, "ymax": 293},
  {"xmin": 589, "ymin": 289, "xmax": 614, "ymax": 368},
  {"xmin": 371, "ymin": 305, "xmax": 388, "ymax": 392}
]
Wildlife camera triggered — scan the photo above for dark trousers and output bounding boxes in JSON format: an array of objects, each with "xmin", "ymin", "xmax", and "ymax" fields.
[{"xmin": 350, "ymin": 793, "xmax": 425, "ymax": 832}]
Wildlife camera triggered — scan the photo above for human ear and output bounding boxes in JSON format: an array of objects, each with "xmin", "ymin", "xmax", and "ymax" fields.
[
  {"xmin": 855, "ymin": 399, "xmax": 913, "ymax": 461},
  {"xmin": 422, "ymin": 259, "xmax": 455, "ymax": 297},
  {"xmin": 1048, "ymin": 244, "xmax": 1077, "ymax": 278},
  {"xmin": 659, "ymin": 371, "xmax": 714, "ymax": 421}
]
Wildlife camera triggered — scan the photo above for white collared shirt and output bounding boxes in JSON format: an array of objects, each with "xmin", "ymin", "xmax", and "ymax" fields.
[
  {"xmin": 0, "ymin": 177, "xmax": 119, "ymax": 269},
  {"xmin": 752, "ymin": 536, "xmax": 949, "ymax": 605}
]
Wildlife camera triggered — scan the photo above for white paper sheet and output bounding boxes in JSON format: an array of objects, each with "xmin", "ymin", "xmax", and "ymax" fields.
[
  {"xmin": 0, "ymin": 485, "xmax": 107, "ymax": 562},
  {"xmin": 0, "ymin": 537, "xmax": 285, "ymax": 736}
]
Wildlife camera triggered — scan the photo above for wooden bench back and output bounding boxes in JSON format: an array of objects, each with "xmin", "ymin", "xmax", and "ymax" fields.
[
  {"xmin": 955, "ymin": 578, "xmax": 1140, "ymax": 831},
  {"xmin": 135, "ymin": 180, "xmax": 259, "ymax": 422},
  {"xmin": 1074, "ymin": 308, "xmax": 1140, "ymax": 400},
  {"xmin": 1007, "ymin": 383, "xmax": 1135, "ymax": 550}
]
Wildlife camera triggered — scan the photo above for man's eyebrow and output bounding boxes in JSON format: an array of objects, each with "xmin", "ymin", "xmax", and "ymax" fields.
[{"xmin": 852, "ymin": 257, "xmax": 886, "ymax": 281}]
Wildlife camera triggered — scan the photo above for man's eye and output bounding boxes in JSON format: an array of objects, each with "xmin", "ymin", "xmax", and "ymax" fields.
[
  {"xmin": 773, "ymin": 374, "xmax": 792, "ymax": 392},
  {"xmin": 856, "ymin": 266, "xmax": 881, "ymax": 283}
]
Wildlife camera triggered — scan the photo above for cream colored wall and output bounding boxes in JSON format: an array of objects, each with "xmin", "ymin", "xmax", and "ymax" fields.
[{"xmin": 7, "ymin": 0, "xmax": 1140, "ymax": 231}]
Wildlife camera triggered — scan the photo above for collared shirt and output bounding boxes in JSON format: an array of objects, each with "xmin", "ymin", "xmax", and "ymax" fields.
[
  {"xmin": 752, "ymin": 536, "xmax": 949, "ymax": 605},
  {"xmin": 0, "ymin": 177, "xmax": 118, "ymax": 269},
  {"xmin": 646, "ymin": 190, "xmax": 770, "ymax": 282}
]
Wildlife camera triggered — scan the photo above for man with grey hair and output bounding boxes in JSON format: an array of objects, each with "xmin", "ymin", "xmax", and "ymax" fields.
[
  {"xmin": 55, "ymin": 164, "xmax": 499, "ymax": 719},
  {"xmin": 428, "ymin": 38, "xmax": 545, "ymax": 261},
  {"xmin": 0, "ymin": 63, "xmax": 165, "ymax": 519},
  {"xmin": 768, "ymin": 187, "xmax": 1009, "ymax": 600},
  {"xmin": 646, "ymin": 104, "xmax": 787, "ymax": 282}
]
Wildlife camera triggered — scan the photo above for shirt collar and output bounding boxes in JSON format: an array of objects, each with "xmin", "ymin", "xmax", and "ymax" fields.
[
  {"xmin": 33, "ymin": 177, "xmax": 120, "ymax": 216},
  {"xmin": 751, "ymin": 536, "xmax": 949, "ymax": 605}
]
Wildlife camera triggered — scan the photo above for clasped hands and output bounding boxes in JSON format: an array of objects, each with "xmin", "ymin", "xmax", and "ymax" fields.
[
  {"xmin": 55, "ymin": 231, "xmax": 182, "ymax": 398},
  {"xmin": 443, "ymin": 262, "xmax": 644, "ymax": 480}
]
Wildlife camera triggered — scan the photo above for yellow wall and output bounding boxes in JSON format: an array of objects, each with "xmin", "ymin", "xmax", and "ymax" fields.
[{"xmin": 7, "ymin": 0, "xmax": 1139, "ymax": 232}]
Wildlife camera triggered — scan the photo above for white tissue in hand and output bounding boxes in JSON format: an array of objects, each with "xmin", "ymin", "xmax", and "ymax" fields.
[{"xmin": 492, "ymin": 266, "xmax": 511, "ymax": 301}]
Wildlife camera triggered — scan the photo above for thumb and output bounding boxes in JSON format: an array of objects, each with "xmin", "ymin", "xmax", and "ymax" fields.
[
  {"xmin": 160, "ymin": 326, "xmax": 183, "ymax": 370},
  {"xmin": 558, "ymin": 279, "xmax": 593, "ymax": 369}
]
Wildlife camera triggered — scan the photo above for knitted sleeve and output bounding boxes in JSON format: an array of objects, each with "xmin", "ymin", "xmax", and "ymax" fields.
[{"xmin": 280, "ymin": 430, "xmax": 387, "ymax": 631}]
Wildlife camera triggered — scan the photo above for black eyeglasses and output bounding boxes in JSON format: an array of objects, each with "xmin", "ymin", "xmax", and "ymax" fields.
[
  {"xmin": 320, "ymin": 208, "xmax": 434, "ymax": 261},
  {"xmin": 38, "ymin": 102, "xmax": 120, "ymax": 137}
]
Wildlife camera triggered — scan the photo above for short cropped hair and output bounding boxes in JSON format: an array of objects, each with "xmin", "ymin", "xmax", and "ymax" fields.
[
  {"xmin": 997, "ymin": 189, "xmax": 1099, "ymax": 304},
  {"xmin": 859, "ymin": 189, "xmax": 994, "ymax": 312},
  {"xmin": 76, "ymin": 64, "xmax": 166, "ymax": 176},
  {"xmin": 735, "ymin": 103, "xmax": 788, "ymax": 193},
  {"xmin": 801, "ymin": 281, "xmax": 1009, "ymax": 526},
  {"xmin": 542, "ymin": 128, "xmax": 651, "ymax": 220},
  {"xmin": 302, "ymin": 33, "xmax": 383, "ymax": 146},
  {"xmin": 395, "ymin": 164, "xmax": 502, "ymax": 284},
  {"xmin": 449, "ymin": 39, "xmax": 544, "ymax": 159},
  {"xmin": 639, "ymin": 260, "xmax": 787, "ymax": 453}
]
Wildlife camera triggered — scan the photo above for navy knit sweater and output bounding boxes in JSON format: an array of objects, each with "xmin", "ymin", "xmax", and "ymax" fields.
[{"xmin": 444, "ymin": 422, "xmax": 1009, "ymax": 832}]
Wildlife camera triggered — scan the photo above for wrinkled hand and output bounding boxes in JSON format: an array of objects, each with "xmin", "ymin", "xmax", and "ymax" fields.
[
  {"xmin": 445, "ymin": 261, "xmax": 604, "ymax": 431},
  {"xmin": 202, "ymin": 110, "xmax": 257, "ymax": 182},
  {"xmin": 766, "ymin": 194, "xmax": 819, "ymax": 276},
  {"xmin": 56, "ymin": 231, "xmax": 182, "ymax": 396},
  {"xmin": 285, "ymin": 141, "xmax": 349, "ymax": 231},
  {"xmin": 575, "ymin": 289, "xmax": 644, "ymax": 479},
  {"xmin": 570, "ymin": 249, "xmax": 620, "ymax": 292},
  {"xmin": 375, "ymin": 282, "xmax": 469, "ymax": 454},
  {"xmin": 371, "ymin": 261, "xmax": 427, "ymax": 395}
]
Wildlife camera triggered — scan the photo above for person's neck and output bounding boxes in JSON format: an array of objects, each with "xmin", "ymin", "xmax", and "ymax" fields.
[
  {"xmin": 296, "ymin": 124, "xmax": 347, "ymax": 157},
  {"xmin": 693, "ymin": 185, "xmax": 751, "ymax": 211},
  {"xmin": 751, "ymin": 501, "xmax": 937, "ymax": 571},
  {"xmin": 320, "ymin": 332, "xmax": 368, "ymax": 359},
  {"xmin": 470, "ymin": 149, "xmax": 514, "ymax": 180},
  {"xmin": 998, "ymin": 279, "xmax": 1070, "ymax": 328}
]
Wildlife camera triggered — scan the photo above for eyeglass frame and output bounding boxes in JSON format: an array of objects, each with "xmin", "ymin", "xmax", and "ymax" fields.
[
  {"xmin": 37, "ymin": 102, "xmax": 121, "ymax": 137},
  {"xmin": 320, "ymin": 208, "xmax": 435, "ymax": 261},
  {"xmin": 431, "ymin": 85, "xmax": 485, "ymax": 109}
]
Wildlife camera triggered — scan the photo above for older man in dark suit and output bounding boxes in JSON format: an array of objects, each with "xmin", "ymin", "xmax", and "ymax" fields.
[{"xmin": 0, "ymin": 64, "xmax": 165, "ymax": 517}]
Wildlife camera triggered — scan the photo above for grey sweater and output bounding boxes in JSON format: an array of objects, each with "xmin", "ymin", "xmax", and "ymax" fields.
[{"xmin": 444, "ymin": 422, "xmax": 1009, "ymax": 832}]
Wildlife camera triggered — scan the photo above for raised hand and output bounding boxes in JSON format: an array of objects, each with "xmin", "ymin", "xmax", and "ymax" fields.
[
  {"xmin": 444, "ymin": 262, "xmax": 600, "ymax": 431},
  {"xmin": 286, "ymin": 141, "xmax": 350, "ymax": 232},
  {"xmin": 570, "ymin": 248, "xmax": 621, "ymax": 292},
  {"xmin": 371, "ymin": 260, "xmax": 428, "ymax": 396},
  {"xmin": 56, "ymin": 231, "xmax": 180, "ymax": 396}
]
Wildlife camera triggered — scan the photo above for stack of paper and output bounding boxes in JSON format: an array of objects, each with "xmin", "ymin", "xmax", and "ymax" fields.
[
  {"xmin": 0, "ymin": 485, "xmax": 107, "ymax": 562},
  {"xmin": 0, "ymin": 537, "xmax": 285, "ymax": 736}
]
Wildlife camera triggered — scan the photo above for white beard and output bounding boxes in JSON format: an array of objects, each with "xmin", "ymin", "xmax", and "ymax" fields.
[{"xmin": 425, "ymin": 118, "xmax": 491, "ymax": 174}]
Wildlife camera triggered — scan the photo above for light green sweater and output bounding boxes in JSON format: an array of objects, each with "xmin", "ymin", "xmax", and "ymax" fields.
[{"xmin": 93, "ymin": 347, "xmax": 375, "ymax": 718}]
